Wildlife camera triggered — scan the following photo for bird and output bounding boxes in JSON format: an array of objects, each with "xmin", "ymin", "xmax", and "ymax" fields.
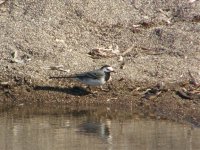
[{"xmin": 49, "ymin": 65, "xmax": 115, "ymax": 91}]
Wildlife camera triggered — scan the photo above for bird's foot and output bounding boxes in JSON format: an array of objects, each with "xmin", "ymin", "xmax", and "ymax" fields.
[
  {"xmin": 90, "ymin": 90, "xmax": 98, "ymax": 94},
  {"xmin": 100, "ymin": 86, "xmax": 110, "ymax": 92}
]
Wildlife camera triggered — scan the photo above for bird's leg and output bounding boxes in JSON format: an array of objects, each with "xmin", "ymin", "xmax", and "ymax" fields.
[
  {"xmin": 86, "ymin": 85, "xmax": 91, "ymax": 91},
  {"xmin": 86, "ymin": 86, "xmax": 98, "ymax": 94}
]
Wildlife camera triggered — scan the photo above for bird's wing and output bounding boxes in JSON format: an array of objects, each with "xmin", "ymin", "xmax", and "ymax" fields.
[{"xmin": 76, "ymin": 70, "xmax": 104, "ymax": 79}]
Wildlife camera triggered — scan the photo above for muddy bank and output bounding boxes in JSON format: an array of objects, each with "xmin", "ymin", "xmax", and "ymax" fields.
[
  {"xmin": 0, "ymin": 0, "xmax": 200, "ymax": 126},
  {"xmin": 0, "ymin": 78, "xmax": 200, "ymax": 127}
]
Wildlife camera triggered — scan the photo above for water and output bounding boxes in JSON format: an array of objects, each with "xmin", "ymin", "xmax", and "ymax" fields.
[{"xmin": 0, "ymin": 105, "xmax": 200, "ymax": 150}]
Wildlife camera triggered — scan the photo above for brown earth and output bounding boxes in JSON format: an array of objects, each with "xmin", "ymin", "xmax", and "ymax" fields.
[{"xmin": 0, "ymin": 0, "xmax": 200, "ymax": 126}]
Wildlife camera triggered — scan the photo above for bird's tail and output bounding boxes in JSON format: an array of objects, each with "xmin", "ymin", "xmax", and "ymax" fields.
[{"xmin": 49, "ymin": 76, "xmax": 74, "ymax": 79}]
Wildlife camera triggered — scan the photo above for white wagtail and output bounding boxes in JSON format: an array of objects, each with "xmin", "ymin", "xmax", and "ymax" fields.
[{"xmin": 49, "ymin": 65, "xmax": 115, "ymax": 91}]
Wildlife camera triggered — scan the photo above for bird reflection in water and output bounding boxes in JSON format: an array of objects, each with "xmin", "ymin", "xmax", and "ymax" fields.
[{"xmin": 77, "ymin": 119, "xmax": 112, "ymax": 144}]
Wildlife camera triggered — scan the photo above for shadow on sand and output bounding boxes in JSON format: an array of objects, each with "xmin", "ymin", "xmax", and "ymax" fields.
[{"xmin": 34, "ymin": 85, "xmax": 90, "ymax": 96}]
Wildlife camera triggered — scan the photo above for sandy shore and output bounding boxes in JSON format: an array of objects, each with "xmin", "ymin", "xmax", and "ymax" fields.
[{"xmin": 0, "ymin": 0, "xmax": 200, "ymax": 126}]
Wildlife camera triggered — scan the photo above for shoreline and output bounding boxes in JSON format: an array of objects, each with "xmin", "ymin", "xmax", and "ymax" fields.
[{"xmin": 1, "ymin": 78, "xmax": 200, "ymax": 127}]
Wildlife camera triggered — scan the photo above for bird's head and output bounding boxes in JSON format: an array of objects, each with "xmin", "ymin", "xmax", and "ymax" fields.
[{"xmin": 100, "ymin": 65, "xmax": 115, "ymax": 73}]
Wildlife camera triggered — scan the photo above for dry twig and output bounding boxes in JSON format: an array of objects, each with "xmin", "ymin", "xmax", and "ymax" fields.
[{"xmin": 43, "ymin": 65, "xmax": 70, "ymax": 72}]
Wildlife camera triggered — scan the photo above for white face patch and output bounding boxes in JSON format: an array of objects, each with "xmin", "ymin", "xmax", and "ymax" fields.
[{"xmin": 106, "ymin": 66, "xmax": 114, "ymax": 72}]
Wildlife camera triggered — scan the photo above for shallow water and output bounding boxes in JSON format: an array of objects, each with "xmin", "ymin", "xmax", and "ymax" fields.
[{"xmin": 0, "ymin": 105, "xmax": 200, "ymax": 150}]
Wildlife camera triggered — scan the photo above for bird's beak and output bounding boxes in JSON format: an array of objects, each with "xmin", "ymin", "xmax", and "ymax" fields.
[{"xmin": 112, "ymin": 70, "xmax": 116, "ymax": 73}]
